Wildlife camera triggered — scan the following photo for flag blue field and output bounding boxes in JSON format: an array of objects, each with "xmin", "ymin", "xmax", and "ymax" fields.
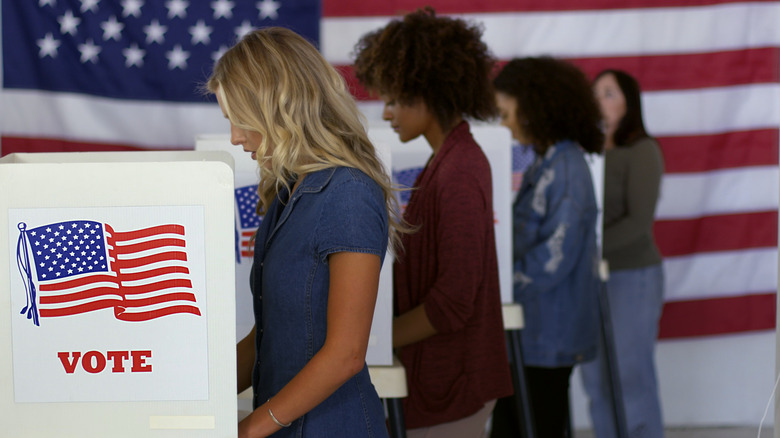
[{"xmin": 1, "ymin": 0, "xmax": 319, "ymax": 151}]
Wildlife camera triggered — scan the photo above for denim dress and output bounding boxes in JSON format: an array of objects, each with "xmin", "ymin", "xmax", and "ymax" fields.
[
  {"xmin": 513, "ymin": 140, "xmax": 600, "ymax": 367},
  {"xmin": 250, "ymin": 167, "xmax": 389, "ymax": 437}
]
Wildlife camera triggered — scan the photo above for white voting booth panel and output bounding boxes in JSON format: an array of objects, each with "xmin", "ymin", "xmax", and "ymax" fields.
[
  {"xmin": 1, "ymin": 152, "xmax": 237, "ymax": 437},
  {"xmin": 194, "ymin": 135, "xmax": 395, "ymax": 365},
  {"xmin": 369, "ymin": 124, "xmax": 515, "ymax": 304}
]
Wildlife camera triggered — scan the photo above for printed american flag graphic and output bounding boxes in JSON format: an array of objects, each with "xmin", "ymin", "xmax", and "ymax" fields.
[
  {"xmin": 392, "ymin": 167, "xmax": 422, "ymax": 209},
  {"xmin": 512, "ymin": 143, "xmax": 536, "ymax": 193},
  {"xmin": 17, "ymin": 220, "xmax": 201, "ymax": 324},
  {"xmin": 235, "ymin": 184, "xmax": 261, "ymax": 260}
]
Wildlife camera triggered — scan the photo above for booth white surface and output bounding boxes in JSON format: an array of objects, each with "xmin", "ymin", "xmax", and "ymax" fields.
[{"xmin": 1, "ymin": 151, "xmax": 238, "ymax": 437}]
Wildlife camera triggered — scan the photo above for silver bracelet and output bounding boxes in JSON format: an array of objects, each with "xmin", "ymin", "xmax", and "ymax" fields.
[{"xmin": 268, "ymin": 407, "xmax": 291, "ymax": 428}]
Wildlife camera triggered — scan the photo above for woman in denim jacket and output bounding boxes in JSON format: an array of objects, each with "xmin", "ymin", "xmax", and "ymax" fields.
[
  {"xmin": 492, "ymin": 57, "xmax": 604, "ymax": 438},
  {"xmin": 207, "ymin": 28, "xmax": 408, "ymax": 438}
]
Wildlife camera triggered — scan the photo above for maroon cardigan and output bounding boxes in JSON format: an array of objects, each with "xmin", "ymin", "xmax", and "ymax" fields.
[{"xmin": 394, "ymin": 122, "xmax": 512, "ymax": 428}]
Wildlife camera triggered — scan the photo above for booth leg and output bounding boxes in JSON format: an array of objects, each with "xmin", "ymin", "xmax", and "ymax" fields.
[
  {"xmin": 386, "ymin": 398, "xmax": 407, "ymax": 438},
  {"xmin": 507, "ymin": 329, "xmax": 536, "ymax": 438}
]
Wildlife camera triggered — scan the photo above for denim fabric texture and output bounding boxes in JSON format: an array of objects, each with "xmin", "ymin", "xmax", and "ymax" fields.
[
  {"xmin": 513, "ymin": 140, "xmax": 600, "ymax": 367},
  {"xmin": 580, "ymin": 264, "xmax": 665, "ymax": 438},
  {"xmin": 250, "ymin": 167, "xmax": 389, "ymax": 437}
]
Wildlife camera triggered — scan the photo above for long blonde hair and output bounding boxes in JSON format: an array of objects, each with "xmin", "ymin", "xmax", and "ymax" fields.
[{"xmin": 207, "ymin": 27, "xmax": 407, "ymax": 250}]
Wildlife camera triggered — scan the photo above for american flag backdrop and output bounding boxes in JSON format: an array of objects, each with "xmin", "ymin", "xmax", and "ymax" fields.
[
  {"xmin": 16, "ymin": 220, "xmax": 201, "ymax": 324},
  {"xmin": 2, "ymin": 0, "xmax": 779, "ymax": 340}
]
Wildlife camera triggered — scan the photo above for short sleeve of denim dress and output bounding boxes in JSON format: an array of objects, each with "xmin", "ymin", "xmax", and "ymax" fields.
[{"xmin": 250, "ymin": 166, "xmax": 390, "ymax": 438}]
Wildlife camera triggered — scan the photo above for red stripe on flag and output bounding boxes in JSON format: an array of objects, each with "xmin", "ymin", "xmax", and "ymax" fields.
[
  {"xmin": 323, "ymin": 0, "xmax": 778, "ymax": 16},
  {"xmin": 337, "ymin": 49, "xmax": 779, "ymax": 103},
  {"xmin": 120, "ymin": 266, "xmax": 190, "ymax": 282},
  {"xmin": 111, "ymin": 225, "xmax": 185, "ymax": 240},
  {"xmin": 568, "ymin": 48, "xmax": 780, "ymax": 91},
  {"xmin": 115, "ymin": 305, "xmax": 202, "ymax": 321},
  {"xmin": 117, "ymin": 238, "xmax": 186, "ymax": 254},
  {"xmin": 1, "ymin": 136, "xmax": 152, "ymax": 156},
  {"xmin": 120, "ymin": 279, "xmax": 193, "ymax": 295},
  {"xmin": 658, "ymin": 293, "xmax": 776, "ymax": 338},
  {"xmin": 658, "ymin": 129, "xmax": 779, "ymax": 174},
  {"xmin": 655, "ymin": 211, "xmax": 778, "ymax": 257},
  {"xmin": 40, "ymin": 299, "xmax": 120, "ymax": 317},
  {"xmin": 122, "ymin": 292, "xmax": 198, "ymax": 307},
  {"xmin": 114, "ymin": 251, "xmax": 188, "ymax": 268},
  {"xmin": 39, "ymin": 274, "xmax": 118, "ymax": 291},
  {"xmin": 39, "ymin": 287, "xmax": 120, "ymax": 304}
]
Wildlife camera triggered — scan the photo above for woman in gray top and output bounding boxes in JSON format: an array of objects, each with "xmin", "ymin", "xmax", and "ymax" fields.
[{"xmin": 581, "ymin": 70, "xmax": 666, "ymax": 438}]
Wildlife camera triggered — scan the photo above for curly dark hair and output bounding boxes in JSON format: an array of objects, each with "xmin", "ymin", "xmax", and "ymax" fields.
[
  {"xmin": 493, "ymin": 57, "xmax": 604, "ymax": 154},
  {"xmin": 352, "ymin": 7, "xmax": 496, "ymax": 130}
]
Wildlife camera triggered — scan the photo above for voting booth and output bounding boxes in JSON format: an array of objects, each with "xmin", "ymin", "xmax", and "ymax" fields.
[{"xmin": 1, "ymin": 151, "xmax": 238, "ymax": 437}]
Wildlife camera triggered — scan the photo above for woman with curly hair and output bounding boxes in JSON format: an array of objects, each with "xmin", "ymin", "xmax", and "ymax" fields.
[
  {"xmin": 353, "ymin": 8, "xmax": 512, "ymax": 437},
  {"xmin": 491, "ymin": 57, "xmax": 604, "ymax": 438},
  {"xmin": 208, "ymin": 27, "xmax": 406, "ymax": 437}
]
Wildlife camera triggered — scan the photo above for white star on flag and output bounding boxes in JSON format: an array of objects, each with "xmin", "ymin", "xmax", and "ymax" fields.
[
  {"xmin": 212, "ymin": 0, "xmax": 234, "ymax": 19},
  {"xmin": 144, "ymin": 19, "xmax": 167, "ymax": 44},
  {"xmin": 189, "ymin": 20, "xmax": 213, "ymax": 45},
  {"xmin": 37, "ymin": 33, "xmax": 61, "ymax": 58},
  {"xmin": 257, "ymin": 0, "xmax": 280, "ymax": 20},
  {"xmin": 166, "ymin": 44, "xmax": 190, "ymax": 70},
  {"xmin": 78, "ymin": 39, "xmax": 101, "ymax": 63},
  {"xmin": 235, "ymin": 20, "xmax": 254, "ymax": 40},
  {"xmin": 121, "ymin": 0, "xmax": 143, "ymax": 18},
  {"xmin": 166, "ymin": 0, "xmax": 189, "ymax": 19},
  {"xmin": 212, "ymin": 45, "xmax": 228, "ymax": 62},
  {"xmin": 80, "ymin": 0, "xmax": 100, "ymax": 14},
  {"xmin": 39, "ymin": 0, "xmax": 56, "ymax": 7},
  {"xmin": 101, "ymin": 16, "xmax": 124, "ymax": 41},
  {"xmin": 58, "ymin": 10, "xmax": 81, "ymax": 36},
  {"xmin": 123, "ymin": 43, "xmax": 145, "ymax": 67}
]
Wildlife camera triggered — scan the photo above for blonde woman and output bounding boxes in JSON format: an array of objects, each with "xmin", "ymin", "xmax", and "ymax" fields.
[{"xmin": 207, "ymin": 28, "xmax": 403, "ymax": 438}]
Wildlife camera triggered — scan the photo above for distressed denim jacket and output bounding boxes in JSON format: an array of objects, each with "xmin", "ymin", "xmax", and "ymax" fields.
[
  {"xmin": 513, "ymin": 140, "xmax": 600, "ymax": 367},
  {"xmin": 250, "ymin": 167, "xmax": 389, "ymax": 437}
]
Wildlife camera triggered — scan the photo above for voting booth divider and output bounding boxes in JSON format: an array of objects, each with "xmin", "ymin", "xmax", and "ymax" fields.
[{"xmin": 1, "ymin": 151, "xmax": 238, "ymax": 437}]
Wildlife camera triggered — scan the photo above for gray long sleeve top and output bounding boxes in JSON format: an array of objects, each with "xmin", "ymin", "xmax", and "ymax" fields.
[{"xmin": 602, "ymin": 136, "xmax": 664, "ymax": 271}]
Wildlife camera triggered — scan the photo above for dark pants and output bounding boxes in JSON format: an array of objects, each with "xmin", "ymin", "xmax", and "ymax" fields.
[{"xmin": 490, "ymin": 365, "xmax": 573, "ymax": 438}]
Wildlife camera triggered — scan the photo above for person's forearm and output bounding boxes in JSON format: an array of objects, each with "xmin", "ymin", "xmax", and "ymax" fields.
[
  {"xmin": 238, "ymin": 342, "xmax": 365, "ymax": 437},
  {"xmin": 237, "ymin": 327, "xmax": 256, "ymax": 394},
  {"xmin": 393, "ymin": 303, "xmax": 438, "ymax": 348}
]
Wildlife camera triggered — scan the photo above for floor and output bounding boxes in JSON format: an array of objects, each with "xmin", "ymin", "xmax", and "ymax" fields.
[{"xmin": 575, "ymin": 427, "xmax": 773, "ymax": 438}]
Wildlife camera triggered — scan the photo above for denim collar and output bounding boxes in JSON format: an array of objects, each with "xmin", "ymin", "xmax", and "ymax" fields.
[
  {"xmin": 265, "ymin": 167, "xmax": 338, "ymax": 251},
  {"xmin": 539, "ymin": 139, "xmax": 577, "ymax": 164},
  {"xmin": 294, "ymin": 167, "xmax": 337, "ymax": 195}
]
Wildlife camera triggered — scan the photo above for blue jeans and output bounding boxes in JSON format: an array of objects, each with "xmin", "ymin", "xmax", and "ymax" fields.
[{"xmin": 580, "ymin": 264, "xmax": 665, "ymax": 438}]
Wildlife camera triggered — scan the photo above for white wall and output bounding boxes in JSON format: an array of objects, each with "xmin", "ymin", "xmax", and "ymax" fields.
[{"xmin": 571, "ymin": 331, "xmax": 777, "ymax": 430}]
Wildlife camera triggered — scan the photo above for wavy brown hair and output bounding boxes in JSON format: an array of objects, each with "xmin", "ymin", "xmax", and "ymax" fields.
[
  {"xmin": 352, "ymin": 7, "xmax": 496, "ymax": 130},
  {"xmin": 493, "ymin": 57, "xmax": 604, "ymax": 155}
]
